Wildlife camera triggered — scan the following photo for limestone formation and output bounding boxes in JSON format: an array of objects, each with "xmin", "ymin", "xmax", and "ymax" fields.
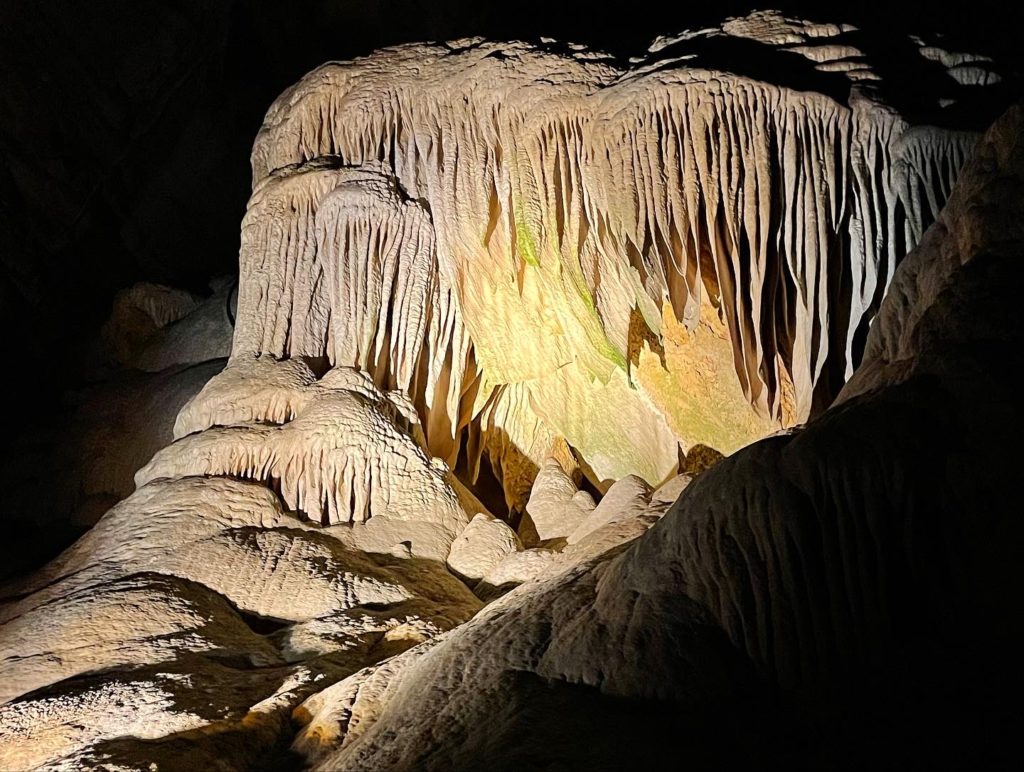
[
  {"xmin": 130, "ymin": 277, "xmax": 236, "ymax": 372},
  {"xmin": 285, "ymin": 101, "xmax": 1024, "ymax": 772},
  {"xmin": 100, "ymin": 282, "xmax": 202, "ymax": 367},
  {"xmin": 0, "ymin": 474, "xmax": 481, "ymax": 769},
  {"xmin": 143, "ymin": 364, "xmax": 468, "ymax": 544},
  {"xmin": 0, "ymin": 10, "xmax": 1017, "ymax": 771},
  {"xmin": 101, "ymin": 279, "xmax": 235, "ymax": 372},
  {"xmin": 520, "ymin": 457, "xmax": 596, "ymax": 544},
  {"xmin": 0, "ymin": 572, "xmax": 280, "ymax": 706},
  {"xmin": 7, "ymin": 277, "xmax": 236, "ymax": 539},
  {"xmin": 566, "ymin": 474, "xmax": 652, "ymax": 544},
  {"xmin": 446, "ymin": 513, "xmax": 523, "ymax": 583},
  {"xmin": 233, "ymin": 11, "xmax": 998, "ymax": 501},
  {"xmin": 53, "ymin": 360, "xmax": 225, "ymax": 528}
]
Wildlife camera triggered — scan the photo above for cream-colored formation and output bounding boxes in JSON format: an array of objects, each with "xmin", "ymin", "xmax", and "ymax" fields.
[
  {"xmin": 228, "ymin": 13, "xmax": 987, "ymax": 498},
  {"xmin": 288, "ymin": 103, "xmax": 1024, "ymax": 772},
  {"xmin": 0, "ymin": 11, "xmax": 1009, "ymax": 770},
  {"xmin": 145, "ymin": 364, "xmax": 463, "ymax": 533}
]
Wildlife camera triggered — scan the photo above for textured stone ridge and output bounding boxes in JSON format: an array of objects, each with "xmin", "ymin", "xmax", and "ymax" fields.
[
  {"xmin": 233, "ymin": 11, "xmax": 999, "ymax": 499},
  {"xmin": 144, "ymin": 364, "xmax": 466, "ymax": 540}
]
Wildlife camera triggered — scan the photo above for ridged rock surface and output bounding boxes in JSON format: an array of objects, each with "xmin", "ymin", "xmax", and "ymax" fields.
[
  {"xmin": 289, "ymin": 102, "xmax": 1024, "ymax": 772},
  {"xmin": 233, "ymin": 11, "xmax": 1002, "ymax": 498},
  {"xmin": 0, "ymin": 13, "xmax": 1018, "ymax": 771}
]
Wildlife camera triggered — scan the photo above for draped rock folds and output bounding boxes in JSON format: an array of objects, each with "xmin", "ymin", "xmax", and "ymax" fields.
[
  {"xmin": 288, "ymin": 101, "xmax": 1024, "ymax": 772},
  {"xmin": 234, "ymin": 11, "xmax": 998, "ymax": 494},
  {"xmin": 0, "ymin": 12, "xmax": 1016, "ymax": 770},
  {"xmin": 152, "ymin": 360, "xmax": 469, "ymax": 558}
]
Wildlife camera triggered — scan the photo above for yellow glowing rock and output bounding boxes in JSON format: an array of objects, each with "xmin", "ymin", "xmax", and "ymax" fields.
[
  {"xmin": 634, "ymin": 300, "xmax": 777, "ymax": 455},
  {"xmin": 232, "ymin": 15, "xmax": 982, "ymax": 497}
]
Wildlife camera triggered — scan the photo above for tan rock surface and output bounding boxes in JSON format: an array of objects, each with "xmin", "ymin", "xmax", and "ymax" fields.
[
  {"xmin": 285, "ymin": 103, "xmax": 1024, "ymax": 772},
  {"xmin": 0, "ymin": 16, "xmax": 1015, "ymax": 771},
  {"xmin": 446, "ymin": 513, "xmax": 523, "ymax": 583}
]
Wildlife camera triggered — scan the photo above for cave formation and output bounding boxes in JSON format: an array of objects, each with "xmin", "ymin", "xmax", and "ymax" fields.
[{"xmin": 0, "ymin": 6, "xmax": 1021, "ymax": 770}]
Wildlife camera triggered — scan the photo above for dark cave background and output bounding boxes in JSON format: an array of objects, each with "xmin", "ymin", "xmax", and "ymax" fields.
[{"xmin": 0, "ymin": 0, "xmax": 1021, "ymax": 574}]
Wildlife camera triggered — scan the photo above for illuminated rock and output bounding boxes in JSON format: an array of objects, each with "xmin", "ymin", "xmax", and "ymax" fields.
[
  {"xmin": 234, "ymin": 11, "xmax": 996, "ymax": 499},
  {"xmin": 446, "ymin": 513, "xmax": 523, "ymax": 583},
  {"xmin": 0, "ymin": 475, "xmax": 481, "ymax": 768},
  {"xmin": 566, "ymin": 474, "xmax": 652, "ymax": 544},
  {"xmin": 520, "ymin": 457, "xmax": 596, "ymax": 544},
  {"xmin": 288, "ymin": 103, "xmax": 1024, "ymax": 772},
  {"xmin": 142, "ymin": 364, "xmax": 470, "ymax": 558},
  {"xmin": 0, "ymin": 12, "xmax": 1015, "ymax": 770}
]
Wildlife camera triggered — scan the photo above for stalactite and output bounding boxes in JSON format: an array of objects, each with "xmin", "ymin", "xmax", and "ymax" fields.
[{"xmin": 235, "ymin": 14, "xmax": 996, "ymax": 490}]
